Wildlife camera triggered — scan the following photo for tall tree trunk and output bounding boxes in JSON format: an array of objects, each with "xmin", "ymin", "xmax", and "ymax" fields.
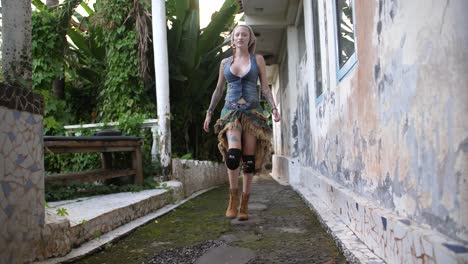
[
  {"xmin": 1, "ymin": 0, "xmax": 32, "ymax": 88},
  {"xmin": 53, "ymin": 78, "xmax": 65, "ymax": 99},
  {"xmin": 47, "ymin": 0, "xmax": 65, "ymax": 99}
]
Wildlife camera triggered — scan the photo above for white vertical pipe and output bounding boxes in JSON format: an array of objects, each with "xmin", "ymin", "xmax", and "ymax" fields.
[{"xmin": 152, "ymin": 0, "xmax": 172, "ymax": 178}]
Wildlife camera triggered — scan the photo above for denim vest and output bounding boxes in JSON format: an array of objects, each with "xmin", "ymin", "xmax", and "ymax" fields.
[{"xmin": 223, "ymin": 55, "xmax": 259, "ymax": 105}]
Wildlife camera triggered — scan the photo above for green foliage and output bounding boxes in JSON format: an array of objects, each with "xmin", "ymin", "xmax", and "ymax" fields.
[
  {"xmin": 93, "ymin": 0, "xmax": 154, "ymax": 121},
  {"xmin": 93, "ymin": 231, "xmax": 102, "ymax": 239},
  {"xmin": 45, "ymin": 177, "xmax": 160, "ymax": 202},
  {"xmin": 167, "ymin": 0, "xmax": 239, "ymax": 160},
  {"xmin": 33, "ymin": 0, "xmax": 152, "ymax": 130},
  {"xmin": 45, "ymin": 152, "xmax": 101, "ymax": 174},
  {"xmin": 64, "ymin": 5, "xmax": 106, "ymax": 123},
  {"xmin": 32, "ymin": 6, "xmax": 73, "ymax": 134},
  {"xmin": 180, "ymin": 153, "xmax": 193, "ymax": 160},
  {"xmin": 34, "ymin": 0, "xmax": 239, "ymax": 157},
  {"xmin": 44, "ymin": 127, "xmax": 100, "ymax": 174},
  {"xmin": 56, "ymin": 207, "xmax": 69, "ymax": 216},
  {"xmin": 116, "ymin": 113, "xmax": 148, "ymax": 137},
  {"xmin": 37, "ymin": 0, "xmax": 239, "ymax": 201},
  {"xmin": 44, "ymin": 113, "xmax": 161, "ymax": 179}
]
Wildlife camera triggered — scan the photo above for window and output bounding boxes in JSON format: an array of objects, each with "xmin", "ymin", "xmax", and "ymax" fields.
[
  {"xmin": 312, "ymin": 0, "xmax": 323, "ymax": 101},
  {"xmin": 334, "ymin": 0, "xmax": 357, "ymax": 80}
]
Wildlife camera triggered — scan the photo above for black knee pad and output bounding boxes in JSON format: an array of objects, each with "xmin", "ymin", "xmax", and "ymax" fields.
[
  {"xmin": 243, "ymin": 155, "xmax": 255, "ymax": 173},
  {"xmin": 226, "ymin": 148, "xmax": 242, "ymax": 170}
]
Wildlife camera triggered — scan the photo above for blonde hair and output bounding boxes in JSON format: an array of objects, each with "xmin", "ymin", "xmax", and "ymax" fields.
[{"xmin": 231, "ymin": 25, "xmax": 257, "ymax": 64}]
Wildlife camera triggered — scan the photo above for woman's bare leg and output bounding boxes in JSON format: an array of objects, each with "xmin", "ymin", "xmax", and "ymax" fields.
[
  {"xmin": 225, "ymin": 123, "xmax": 243, "ymax": 219},
  {"xmin": 242, "ymin": 133, "xmax": 256, "ymax": 194},
  {"xmin": 226, "ymin": 124, "xmax": 242, "ymax": 189}
]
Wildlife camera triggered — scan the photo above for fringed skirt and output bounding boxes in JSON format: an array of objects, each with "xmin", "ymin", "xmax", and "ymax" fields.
[{"xmin": 214, "ymin": 102, "xmax": 272, "ymax": 173}]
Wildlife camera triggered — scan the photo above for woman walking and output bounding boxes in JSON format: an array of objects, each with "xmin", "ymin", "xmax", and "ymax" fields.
[{"xmin": 203, "ymin": 25, "xmax": 281, "ymax": 221}]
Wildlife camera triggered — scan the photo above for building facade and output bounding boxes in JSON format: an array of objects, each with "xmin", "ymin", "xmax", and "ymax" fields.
[{"xmin": 242, "ymin": 0, "xmax": 468, "ymax": 262}]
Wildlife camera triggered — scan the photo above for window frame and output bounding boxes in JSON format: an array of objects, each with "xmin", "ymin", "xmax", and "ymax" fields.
[
  {"xmin": 310, "ymin": 0, "xmax": 325, "ymax": 105},
  {"xmin": 332, "ymin": 0, "xmax": 358, "ymax": 81}
]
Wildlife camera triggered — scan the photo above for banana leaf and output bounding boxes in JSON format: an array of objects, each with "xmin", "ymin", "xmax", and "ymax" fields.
[{"xmin": 165, "ymin": 0, "xmax": 239, "ymax": 158}]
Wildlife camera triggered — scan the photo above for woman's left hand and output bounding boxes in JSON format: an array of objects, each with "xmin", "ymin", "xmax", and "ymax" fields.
[{"xmin": 272, "ymin": 109, "xmax": 281, "ymax": 122}]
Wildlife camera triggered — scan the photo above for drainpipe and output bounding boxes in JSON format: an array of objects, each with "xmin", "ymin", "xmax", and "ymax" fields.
[{"xmin": 152, "ymin": 0, "xmax": 172, "ymax": 180}]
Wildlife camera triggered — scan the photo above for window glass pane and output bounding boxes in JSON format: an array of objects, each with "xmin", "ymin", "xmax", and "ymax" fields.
[
  {"xmin": 312, "ymin": 0, "xmax": 322, "ymax": 97},
  {"xmin": 336, "ymin": 0, "xmax": 355, "ymax": 68}
]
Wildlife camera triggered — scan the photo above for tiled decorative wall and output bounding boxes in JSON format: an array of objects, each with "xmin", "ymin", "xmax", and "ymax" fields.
[
  {"xmin": 0, "ymin": 83, "xmax": 44, "ymax": 114},
  {"xmin": 275, "ymin": 155, "xmax": 468, "ymax": 264},
  {"xmin": 0, "ymin": 85, "xmax": 45, "ymax": 263}
]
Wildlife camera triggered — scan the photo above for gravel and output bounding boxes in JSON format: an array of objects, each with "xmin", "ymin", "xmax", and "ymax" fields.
[{"xmin": 143, "ymin": 240, "xmax": 226, "ymax": 264}]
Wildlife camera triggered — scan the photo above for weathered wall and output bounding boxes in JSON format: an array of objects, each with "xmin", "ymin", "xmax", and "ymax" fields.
[
  {"xmin": 172, "ymin": 158, "xmax": 228, "ymax": 197},
  {"xmin": 0, "ymin": 85, "xmax": 45, "ymax": 263},
  {"xmin": 274, "ymin": 0, "xmax": 468, "ymax": 254}
]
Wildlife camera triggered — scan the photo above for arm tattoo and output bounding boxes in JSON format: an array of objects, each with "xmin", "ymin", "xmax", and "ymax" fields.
[
  {"xmin": 262, "ymin": 85, "xmax": 277, "ymax": 110},
  {"xmin": 208, "ymin": 85, "xmax": 223, "ymax": 112},
  {"xmin": 257, "ymin": 55, "xmax": 277, "ymax": 110},
  {"xmin": 208, "ymin": 60, "xmax": 226, "ymax": 112}
]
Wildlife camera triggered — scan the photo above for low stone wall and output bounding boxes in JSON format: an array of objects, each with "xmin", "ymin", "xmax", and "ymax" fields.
[
  {"xmin": 36, "ymin": 182, "xmax": 183, "ymax": 261},
  {"xmin": 36, "ymin": 212, "xmax": 72, "ymax": 260},
  {"xmin": 274, "ymin": 155, "xmax": 468, "ymax": 264},
  {"xmin": 172, "ymin": 158, "xmax": 227, "ymax": 197},
  {"xmin": 69, "ymin": 188, "xmax": 176, "ymax": 247}
]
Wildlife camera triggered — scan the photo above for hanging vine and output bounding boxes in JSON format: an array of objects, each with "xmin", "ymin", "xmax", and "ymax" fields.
[
  {"xmin": 32, "ymin": 0, "xmax": 82, "ymax": 133},
  {"xmin": 92, "ymin": 0, "xmax": 153, "ymax": 121}
]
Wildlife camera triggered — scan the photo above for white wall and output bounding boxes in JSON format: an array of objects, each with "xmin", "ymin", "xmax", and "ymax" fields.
[{"xmin": 272, "ymin": 0, "xmax": 468, "ymax": 262}]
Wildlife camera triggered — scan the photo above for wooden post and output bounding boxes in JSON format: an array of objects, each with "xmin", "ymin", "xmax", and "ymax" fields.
[
  {"xmin": 101, "ymin": 153, "xmax": 113, "ymax": 169},
  {"xmin": 133, "ymin": 145, "xmax": 143, "ymax": 184}
]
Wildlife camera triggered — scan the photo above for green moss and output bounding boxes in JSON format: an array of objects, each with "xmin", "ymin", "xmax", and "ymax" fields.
[{"xmin": 76, "ymin": 185, "xmax": 231, "ymax": 264}]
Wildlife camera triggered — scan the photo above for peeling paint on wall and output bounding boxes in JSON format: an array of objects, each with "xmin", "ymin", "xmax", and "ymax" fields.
[{"xmin": 275, "ymin": 0, "xmax": 468, "ymax": 243}]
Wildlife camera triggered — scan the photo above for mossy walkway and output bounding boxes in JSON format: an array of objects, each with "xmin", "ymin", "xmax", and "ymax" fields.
[{"xmin": 75, "ymin": 174, "xmax": 346, "ymax": 264}]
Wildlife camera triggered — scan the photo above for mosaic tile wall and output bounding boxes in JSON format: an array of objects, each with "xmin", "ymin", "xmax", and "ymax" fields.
[
  {"xmin": 0, "ymin": 105, "xmax": 45, "ymax": 263},
  {"xmin": 0, "ymin": 83, "xmax": 44, "ymax": 115},
  {"xmin": 274, "ymin": 155, "xmax": 468, "ymax": 264}
]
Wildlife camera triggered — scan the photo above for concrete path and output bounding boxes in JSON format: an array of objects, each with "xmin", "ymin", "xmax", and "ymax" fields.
[{"xmin": 74, "ymin": 174, "xmax": 355, "ymax": 264}]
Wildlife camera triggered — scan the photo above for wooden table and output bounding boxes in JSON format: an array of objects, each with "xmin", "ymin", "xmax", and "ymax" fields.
[{"xmin": 44, "ymin": 136, "xmax": 144, "ymax": 185}]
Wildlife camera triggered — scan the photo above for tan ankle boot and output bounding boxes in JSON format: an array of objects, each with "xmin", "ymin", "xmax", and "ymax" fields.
[
  {"xmin": 238, "ymin": 192, "xmax": 250, "ymax": 221},
  {"xmin": 226, "ymin": 189, "xmax": 239, "ymax": 219}
]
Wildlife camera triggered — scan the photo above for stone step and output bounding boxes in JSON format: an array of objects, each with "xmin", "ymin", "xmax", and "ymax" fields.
[{"xmin": 45, "ymin": 181, "xmax": 182, "ymax": 248}]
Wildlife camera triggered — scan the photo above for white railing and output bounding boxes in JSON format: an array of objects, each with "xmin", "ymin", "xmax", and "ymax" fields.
[{"xmin": 64, "ymin": 119, "xmax": 159, "ymax": 161}]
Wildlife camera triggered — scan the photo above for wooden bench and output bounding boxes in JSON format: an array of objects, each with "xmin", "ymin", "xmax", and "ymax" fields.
[{"xmin": 44, "ymin": 136, "xmax": 143, "ymax": 185}]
